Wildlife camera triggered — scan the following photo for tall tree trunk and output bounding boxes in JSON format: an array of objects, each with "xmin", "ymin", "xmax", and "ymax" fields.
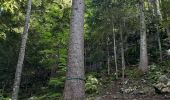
[
  {"xmin": 120, "ymin": 24, "xmax": 125, "ymax": 80},
  {"xmin": 149, "ymin": 0, "xmax": 156, "ymax": 16},
  {"xmin": 164, "ymin": 13, "xmax": 170, "ymax": 38},
  {"xmin": 107, "ymin": 37, "xmax": 110, "ymax": 75},
  {"xmin": 139, "ymin": 0, "xmax": 148, "ymax": 72},
  {"xmin": 154, "ymin": 0, "xmax": 163, "ymax": 20},
  {"xmin": 156, "ymin": 25, "xmax": 163, "ymax": 61},
  {"xmin": 63, "ymin": 0, "xmax": 85, "ymax": 100},
  {"xmin": 153, "ymin": 0, "xmax": 163, "ymax": 61},
  {"xmin": 11, "ymin": 0, "xmax": 32, "ymax": 100},
  {"xmin": 113, "ymin": 26, "xmax": 118, "ymax": 79},
  {"xmin": 120, "ymin": 23, "xmax": 126, "ymax": 99},
  {"xmin": 84, "ymin": 45, "xmax": 86, "ymax": 72}
]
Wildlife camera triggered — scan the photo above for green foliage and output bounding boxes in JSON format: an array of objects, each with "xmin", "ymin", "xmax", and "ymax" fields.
[
  {"xmin": 0, "ymin": 97, "xmax": 11, "ymax": 100},
  {"xmin": 0, "ymin": 92, "xmax": 11, "ymax": 100},
  {"xmin": 0, "ymin": 0, "xmax": 19, "ymax": 13},
  {"xmin": 0, "ymin": 32, "xmax": 6, "ymax": 40},
  {"xmin": 0, "ymin": 0, "xmax": 170, "ymax": 99},
  {"xmin": 32, "ymin": 0, "xmax": 42, "ymax": 7},
  {"xmin": 146, "ymin": 64, "xmax": 162, "ymax": 83},
  {"xmin": 49, "ymin": 77, "xmax": 65, "ymax": 88},
  {"xmin": 126, "ymin": 68, "xmax": 144, "ymax": 79},
  {"xmin": 85, "ymin": 75, "xmax": 99, "ymax": 94},
  {"xmin": 146, "ymin": 62, "xmax": 170, "ymax": 83},
  {"xmin": 34, "ymin": 92, "xmax": 61, "ymax": 100},
  {"xmin": 0, "ymin": 0, "xmax": 70, "ymax": 99}
]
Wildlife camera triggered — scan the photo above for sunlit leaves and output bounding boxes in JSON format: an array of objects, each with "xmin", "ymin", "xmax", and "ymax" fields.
[
  {"xmin": 46, "ymin": 3, "xmax": 63, "ymax": 18},
  {"xmin": 32, "ymin": 0, "xmax": 42, "ymax": 7},
  {"xmin": 0, "ymin": 0, "xmax": 19, "ymax": 13},
  {"xmin": 0, "ymin": 32, "xmax": 6, "ymax": 40}
]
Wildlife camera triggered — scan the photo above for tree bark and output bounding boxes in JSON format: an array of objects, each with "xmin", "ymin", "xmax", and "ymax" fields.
[
  {"xmin": 139, "ymin": 0, "xmax": 148, "ymax": 72},
  {"xmin": 11, "ymin": 0, "xmax": 32, "ymax": 100},
  {"xmin": 120, "ymin": 24, "xmax": 125, "ymax": 80},
  {"xmin": 153, "ymin": 0, "xmax": 163, "ymax": 61},
  {"xmin": 107, "ymin": 37, "xmax": 110, "ymax": 75},
  {"xmin": 63, "ymin": 0, "xmax": 85, "ymax": 100},
  {"xmin": 121, "ymin": 20, "xmax": 126, "ymax": 99},
  {"xmin": 113, "ymin": 26, "xmax": 118, "ymax": 79},
  {"xmin": 154, "ymin": 0, "xmax": 163, "ymax": 20},
  {"xmin": 156, "ymin": 25, "xmax": 163, "ymax": 61},
  {"xmin": 149, "ymin": 0, "xmax": 163, "ymax": 61},
  {"xmin": 149, "ymin": 0, "xmax": 156, "ymax": 16}
]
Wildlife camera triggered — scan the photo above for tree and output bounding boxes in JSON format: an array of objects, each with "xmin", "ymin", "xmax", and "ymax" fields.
[
  {"xmin": 139, "ymin": 0, "xmax": 148, "ymax": 72},
  {"xmin": 107, "ymin": 37, "xmax": 110, "ymax": 75},
  {"xmin": 63, "ymin": 0, "xmax": 85, "ymax": 100},
  {"xmin": 11, "ymin": 0, "xmax": 32, "ymax": 99},
  {"xmin": 113, "ymin": 25, "xmax": 118, "ymax": 78},
  {"xmin": 154, "ymin": 0, "xmax": 163, "ymax": 61},
  {"xmin": 120, "ymin": 20, "xmax": 126, "ymax": 98}
]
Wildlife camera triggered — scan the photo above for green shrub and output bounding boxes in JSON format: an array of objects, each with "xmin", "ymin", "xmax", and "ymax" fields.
[
  {"xmin": 48, "ymin": 77, "xmax": 65, "ymax": 88},
  {"xmin": 0, "ymin": 92, "xmax": 11, "ymax": 100},
  {"xmin": 146, "ymin": 62, "xmax": 170, "ymax": 83},
  {"xmin": 85, "ymin": 75, "xmax": 99, "ymax": 94},
  {"xmin": 0, "ymin": 96, "xmax": 11, "ymax": 100},
  {"xmin": 126, "ymin": 68, "xmax": 143, "ymax": 79}
]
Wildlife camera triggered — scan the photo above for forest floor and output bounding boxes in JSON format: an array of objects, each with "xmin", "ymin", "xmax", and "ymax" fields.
[
  {"xmin": 94, "ymin": 80, "xmax": 170, "ymax": 100},
  {"xmin": 87, "ymin": 69, "xmax": 170, "ymax": 100}
]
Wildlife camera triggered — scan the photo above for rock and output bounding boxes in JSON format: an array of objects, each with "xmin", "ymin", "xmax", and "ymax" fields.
[
  {"xmin": 121, "ymin": 86, "xmax": 137, "ymax": 94},
  {"xmin": 154, "ymin": 75, "xmax": 170, "ymax": 94},
  {"xmin": 28, "ymin": 96, "xmax": 37, "ymax": 100},
  {"xmin": 143, "ymin": 87, "xmax": 155, "ymax": 95},
  {"xmin": 132, "ymin": 86, "xmax": 155, "ymax": 95},
  {"xmin": 167, "ymin": 81, "xmax": 170, "ymax": 86},
  {"xmin": 141, "ymin": 79, "xmax": 146, "ymax": 83},
  {"xmin": 162, "ymin": 87, "xmax": 170, "ymax": 93},
  {"xmin": 106, "ymin": 92, "xmax": 109, "ymax": 94},
  {"xmin": 154, "ymin": 83, "xmax": 166, "ymax": 90},
  {"xmin": 95, "ymin": 97, "xmax": 102, "ymax": 100},
  {"xmin": 158, "ymin": 75, "xmax": 168, "ymax": 84},
  {"xmin": 167, "ymin": 49, "xmax": 170, "ymax": 55},
  {"xmin": 138, "ymin": 91, "xmax": 145, "ymax": 94}
]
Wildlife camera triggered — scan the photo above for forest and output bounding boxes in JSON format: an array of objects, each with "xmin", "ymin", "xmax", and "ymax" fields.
[{"xmin": 0, "ymin": 0, "xmax": 170, "ymax": 100}]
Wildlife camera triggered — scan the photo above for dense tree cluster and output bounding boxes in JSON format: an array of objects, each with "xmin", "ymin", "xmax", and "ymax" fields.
[{"xmin": 0, "ymin": 0, "xmax": 170, "ymax": 99}]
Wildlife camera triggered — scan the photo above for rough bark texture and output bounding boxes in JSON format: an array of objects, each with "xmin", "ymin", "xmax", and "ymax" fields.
[
  {"xmin": 63, "ymin": 0, "xmax": 85, "ymax": 100},
  {"xmin": 11, "ymin": 0, "xmax": 32, "ymax": 100},
  {"xmin": 139, "ymin": 0, "xmax": 148, "ymax": 72}
]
